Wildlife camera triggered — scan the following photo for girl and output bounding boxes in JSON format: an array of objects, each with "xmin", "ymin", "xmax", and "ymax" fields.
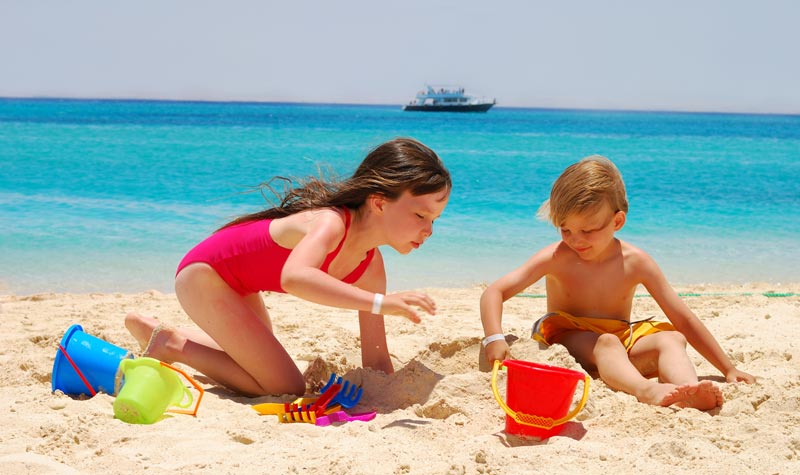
[{"xmin": 126, "ymin": 137, "xmax": 451, "ymax": 396}]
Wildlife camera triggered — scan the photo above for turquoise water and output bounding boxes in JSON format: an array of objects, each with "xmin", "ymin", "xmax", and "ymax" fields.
[{"xmin": 1, "ymin": 98, "xmax": 799, "ymax": 294}]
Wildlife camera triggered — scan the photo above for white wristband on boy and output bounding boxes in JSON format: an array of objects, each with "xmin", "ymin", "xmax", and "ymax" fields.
[
  {"xmin": 371, "ymin": 293, "xmax": 384, "ymax": 314},
  {"xmin": 482, "ymin": 333, "xmax": 505, "ymax": 347}
]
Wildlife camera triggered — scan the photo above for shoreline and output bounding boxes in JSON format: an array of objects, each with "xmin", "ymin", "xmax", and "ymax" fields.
[
  {"xmin": 3, "ymin": 272, "xmax": 798, "ymax": 299},
  {"xmin": 2, "ymin": 282, "xmax": 799, "ymax": 473},
  {"xmin": 3, "ymin": 281, "xmax": 797, "ymax": 299}
]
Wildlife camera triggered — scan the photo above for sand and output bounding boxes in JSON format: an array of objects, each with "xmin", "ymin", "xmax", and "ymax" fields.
[{"xmin": 1, "ymin": 283, "xmax": 798, "ymax": 474}]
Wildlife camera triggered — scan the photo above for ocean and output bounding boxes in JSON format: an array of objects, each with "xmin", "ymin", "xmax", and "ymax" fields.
[{"xmin": 1, "ymin": 98, "xmax": 799, "ymax": 295}]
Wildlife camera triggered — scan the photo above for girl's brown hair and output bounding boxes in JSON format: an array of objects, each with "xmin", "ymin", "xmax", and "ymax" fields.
[{"xmin": 220, "ymin": 137, "xmax": 451, "ymax": 229}]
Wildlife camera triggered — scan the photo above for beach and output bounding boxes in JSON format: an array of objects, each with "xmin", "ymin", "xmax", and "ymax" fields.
[
  {"xmin": 2, "ymin": 283, "xmax": 798, "ymax": 474},
  {"xmin": 3, "ymin": 2, "xmax": 799, "ymax": 473}
]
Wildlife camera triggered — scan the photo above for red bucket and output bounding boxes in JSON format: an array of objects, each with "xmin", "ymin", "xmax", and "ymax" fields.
[{"xmin": 491, "ymin": 359, "xmax": 590, "ymax": 439}]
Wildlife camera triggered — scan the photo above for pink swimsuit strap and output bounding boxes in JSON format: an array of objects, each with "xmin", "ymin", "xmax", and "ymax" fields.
[
  {"xmin": 320, "ymin": 207, "xmax": 351, "ymax": 272},
  {"xmin": 321, "ymin": 207, "xmax": 376, "ymax": 281}
]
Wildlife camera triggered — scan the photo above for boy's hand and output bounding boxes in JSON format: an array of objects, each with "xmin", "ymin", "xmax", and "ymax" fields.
[
  {"xmin": 726, "ymin": 367, "xmax": 756, "ymax": 384},
  {"xmin": 484, "ymin": 340, "xmax": 510, "ymax": 363}
]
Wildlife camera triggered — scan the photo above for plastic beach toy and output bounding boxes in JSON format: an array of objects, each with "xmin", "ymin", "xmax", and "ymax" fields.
[
  {"xmin": 252, "ymin": 396, "xmax": 319, "ymax": 416},
  {"xmin": 251, "ymin": 372, "xmax": 377, "ymax": 427},
  {"xmin": 113, "ymin": 357, "xmax": 204, "ymax": 424},
  {"xmin": 252, "ymin": 372, "xmax": 363, "ymax": 416},
  {"xmin": 315, "ymin": 410, "xmax": 376, "ymax": 427},
  {"xmin": 277, "ymin": 382, "xmax": 341, "ymax": 424},
  {"xmin": 51, "ymin": 324, "xmax": 133, "ymax": 397},
  {"xmin": 491, "ymin": 359, "xmax": 590, "ymax": 439},
  {"xmin": 320, "ymin": 373, "xmax": 363, "ymax": 408}
]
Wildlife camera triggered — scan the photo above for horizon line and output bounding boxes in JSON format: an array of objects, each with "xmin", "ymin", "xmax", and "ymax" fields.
[{"xmin": 1, "ymin": 94, "xmax": 798, "ymax": 118}]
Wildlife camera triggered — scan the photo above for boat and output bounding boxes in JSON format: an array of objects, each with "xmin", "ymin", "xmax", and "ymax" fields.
[{"xmin": 402, "ymin": 85, "xmax": 495, "ymax": 112}]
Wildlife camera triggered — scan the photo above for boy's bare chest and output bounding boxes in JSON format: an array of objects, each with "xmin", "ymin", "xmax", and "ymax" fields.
[{"xmin": 548, "ymin": 260, "xmax": 636, "ymax": 319}]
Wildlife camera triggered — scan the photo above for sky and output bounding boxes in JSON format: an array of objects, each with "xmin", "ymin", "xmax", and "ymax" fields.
[{"xmin": 2, "ymin": 0, "xmax": 799, "ymax": 114}]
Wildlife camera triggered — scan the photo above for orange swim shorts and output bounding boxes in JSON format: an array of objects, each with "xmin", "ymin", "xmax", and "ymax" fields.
[{"xmin": 531, "ymin": 311, "xmax": 676, "ymax": 352}]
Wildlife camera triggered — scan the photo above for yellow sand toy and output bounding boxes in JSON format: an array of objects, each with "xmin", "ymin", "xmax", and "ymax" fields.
[{"xmin": 251, "ymin": 373, "xmax": 365, "ymax": 424}]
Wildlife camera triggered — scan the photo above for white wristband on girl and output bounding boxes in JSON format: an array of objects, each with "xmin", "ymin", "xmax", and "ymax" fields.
[
  {"xmin": 482, "ymin": 333, "xmax": 505, "ymax": 347},
  {"xmin": 371, "ymin": 293, "xmax": 384, "ymax": 314}
]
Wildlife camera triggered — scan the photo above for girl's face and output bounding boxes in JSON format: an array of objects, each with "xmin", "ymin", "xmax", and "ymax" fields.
[
  {"xmin": 379, "ymin": 188, "xmax": 449, "ymax": 254},
  {"xmin": 559, "ymin": 203, "xmax": 624, "ymax": 261}
]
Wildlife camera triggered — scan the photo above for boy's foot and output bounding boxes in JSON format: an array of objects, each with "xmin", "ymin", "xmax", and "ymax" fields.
[{"xmin": 659, "ymin": 380, "xmax": 723, "ymax": 410}]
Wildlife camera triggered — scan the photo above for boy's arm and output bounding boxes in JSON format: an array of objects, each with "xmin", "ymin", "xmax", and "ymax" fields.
[
  {"xmin": 480, "ymin": 246, "xmax": 553, "ymax": 362},
  {"xmin": 640, "ymin": 254, "xmax": 755, "ymax": 383}
]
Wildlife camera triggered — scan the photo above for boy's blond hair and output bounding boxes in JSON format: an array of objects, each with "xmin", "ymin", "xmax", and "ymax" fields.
[{"xmin": 538, "ymin": 155, "xmax": 629, "ymax": 226}]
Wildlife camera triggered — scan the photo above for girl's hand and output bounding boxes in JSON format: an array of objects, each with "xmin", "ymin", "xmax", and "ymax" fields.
[
  {"xmin": 484, "ymin": 340, "xmax": 510, "ymax": 364},
  {"xmin": 726, "ymin": 367, "xmax": 756, "ymax": 384},
  {"xmin": 380, "ymin": 291, "xmax": 437, "ymax": 323}
]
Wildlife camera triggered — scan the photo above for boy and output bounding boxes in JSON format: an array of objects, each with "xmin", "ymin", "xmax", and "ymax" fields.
[{"xmin": 480, "ymin": 155, "xmax": 755, "ymax": 410}]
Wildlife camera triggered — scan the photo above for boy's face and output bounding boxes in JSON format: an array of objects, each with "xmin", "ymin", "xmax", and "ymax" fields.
[{"xmin": 559, "ymin": 203, "xmax": 624, "ymax": 261}]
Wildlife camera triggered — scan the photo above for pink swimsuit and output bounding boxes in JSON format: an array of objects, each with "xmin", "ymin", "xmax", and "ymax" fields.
[{"xmin": 176, "ymin": 208, "xmax": 375, "ymax": 296}]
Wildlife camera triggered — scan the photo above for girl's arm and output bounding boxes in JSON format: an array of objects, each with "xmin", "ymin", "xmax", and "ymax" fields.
[
  {"xmin": 352, "ymin": 250, "xmax": 393, "ymax": 374},
  {"xmin": 281, "ymin": 210, "xmax": 375, "ymax": 309},
  {"xmin": 640, "ymin": 254, "xmax": 755, "ymax": 383},
  {"xmin": 281, "ymin": 210, "xmax": 434, "ymax": 323}
]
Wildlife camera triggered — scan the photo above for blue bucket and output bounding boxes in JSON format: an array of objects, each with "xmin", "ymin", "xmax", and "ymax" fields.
[{"xmin": 51, "ymin": 324, "xmax": 133, "ymax": 396}]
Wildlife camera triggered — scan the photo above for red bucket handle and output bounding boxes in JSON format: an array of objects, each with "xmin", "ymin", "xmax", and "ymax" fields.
[{"xmin": 58, "ymin": 344, "xmax": 97, "ymax": 397}]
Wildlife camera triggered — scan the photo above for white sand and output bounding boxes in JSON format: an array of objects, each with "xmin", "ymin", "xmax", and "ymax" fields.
[{"xmin": 1, "ymin": 283, "xmax": 798, "ymax": 474}]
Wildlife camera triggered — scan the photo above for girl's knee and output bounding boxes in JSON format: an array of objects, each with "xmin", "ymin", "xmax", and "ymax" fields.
[
  {"xmin": 256, "ymin": 373, "xmax": 305, "ymax": 397},
  {"xmin": 287, "ymin": 379, "xmax": 306, "ymax": 397}
]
